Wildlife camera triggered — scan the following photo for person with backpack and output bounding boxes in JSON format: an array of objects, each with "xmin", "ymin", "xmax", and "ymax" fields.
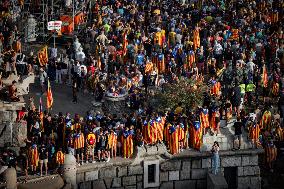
[{"xmin": 86, "ymin": 131, "xmax": 96, "ymax": 163}]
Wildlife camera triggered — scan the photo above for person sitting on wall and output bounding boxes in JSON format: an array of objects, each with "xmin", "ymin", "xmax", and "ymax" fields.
[{"xmin": 9, "ymin": 80, "xmax": 19, "ymax": 102}]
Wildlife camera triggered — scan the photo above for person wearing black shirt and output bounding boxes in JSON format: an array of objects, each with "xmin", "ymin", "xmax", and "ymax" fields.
[
  {"xmin": 233, "ymin": 117, "xmax": 243, "ymax": 150},
  {"xmin": 97, "ymin": 132, "xmax": 107, "ymax": 162},
  {"xmin": 39, "ymin": 144, "xmax": 48, "ymax": 176},
  {"xmin": 55, "ymin": 61, "xmax": 62, "ymax": 84}
]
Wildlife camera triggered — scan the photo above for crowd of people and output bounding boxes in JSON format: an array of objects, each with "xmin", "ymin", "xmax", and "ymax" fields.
[{"xmin": 0, "ymin": 0, "xmax": 283, "ymax": 181}]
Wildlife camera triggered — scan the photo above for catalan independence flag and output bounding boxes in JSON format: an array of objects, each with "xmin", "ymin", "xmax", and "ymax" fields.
[
  {"xmin": 38, "ymin": 46, "xmax": 48, "ymax": 66},
  {"xmin": 46, "ymin": 79, "xmax": 53, "ymax": 109},
  {"xmin": 39, "ymin": 97, "xmax": 44, "ymax": 131},
  {"xmin": 262, "ymin": 64, "xmax": 268, "ymax": 88}
]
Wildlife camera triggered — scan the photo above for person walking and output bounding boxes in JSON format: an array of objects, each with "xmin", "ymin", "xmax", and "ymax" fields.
[{"xmin": 211, "ymin": 141, "xmax": 220, "ymax": 175}]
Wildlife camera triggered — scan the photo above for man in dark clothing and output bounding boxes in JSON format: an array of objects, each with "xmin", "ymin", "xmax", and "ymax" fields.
[
  {"xmin": 39, "ymin": 144, "xmax": 48, "ymax": 176},
  {"xmin": 233, "ymin": 117, "xmax": 243, "ymax": 150},
  {"xmin": 231, "ymin": 86, "xmax": 242, "ymax": 116}
]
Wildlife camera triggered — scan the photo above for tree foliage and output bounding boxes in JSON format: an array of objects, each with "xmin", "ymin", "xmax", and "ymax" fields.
[{"xmin": 154, "ymin": 78, "xmax": 208, "ymax": 111}]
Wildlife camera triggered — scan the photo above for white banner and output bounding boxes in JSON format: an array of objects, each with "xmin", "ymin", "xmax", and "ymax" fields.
[{"xmin": 47, "ymin": 21, "xmax": 62, "ymax": 30}]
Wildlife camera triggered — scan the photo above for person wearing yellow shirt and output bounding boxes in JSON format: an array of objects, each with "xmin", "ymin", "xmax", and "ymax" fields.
[
  {"xmin": 155, "ymin": 31, "xmax": 163, "ymax": 47},
  {"xmin": 175, "ymin": 102, "xmax": 183, "ymax": 115},
  {"xmin": 168, "ymin": 28, "xmax": 176, "ymax": 48},
  {"xmin": 161, "ymin": 29, "xmax": 166, "ymax": 46},
  {"xmin": 86, "ymin": 132, "xmax": 96, "ymax": 163}
]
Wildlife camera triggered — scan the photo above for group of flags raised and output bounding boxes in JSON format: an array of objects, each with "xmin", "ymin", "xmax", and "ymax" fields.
[{"xmin": 39, "ymin": 79, "xmax": 54, "ymax": 131}]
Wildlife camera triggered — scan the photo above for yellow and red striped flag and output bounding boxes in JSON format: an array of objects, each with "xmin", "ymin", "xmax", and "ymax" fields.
[
  {"xmin": 39, "ymin": 96, "xmax": 44, "ymax": 131},
  {"xmin": 38, "ymin": 46, "xmax": 48, "ymax": 66},
  {"xmin": 262, "ymin": 64, "xmax": 268, "ymax": 88},
  {"xmin": 46, "ymin": 79, "xmax": 53, "ymax": 109}
]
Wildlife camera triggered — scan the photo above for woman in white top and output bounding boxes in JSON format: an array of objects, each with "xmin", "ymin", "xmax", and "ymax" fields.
[{"xmin": 211, "ymin": 141, "xmax": 220, "ymax": 175}]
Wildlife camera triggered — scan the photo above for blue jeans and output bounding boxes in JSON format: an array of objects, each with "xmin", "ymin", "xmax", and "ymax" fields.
[{"xmin": 212, "ymin": 153, "xmax": 219, "ymax": 175}]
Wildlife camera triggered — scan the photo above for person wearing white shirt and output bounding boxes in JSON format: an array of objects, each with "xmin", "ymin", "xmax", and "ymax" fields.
[
  {"xmin": 246, "ymin": 59, "xmax": 256, "ymax": 72},
  {"xmin": 74, "ymin": 62, "xmax": 81, "ymax": 77}
]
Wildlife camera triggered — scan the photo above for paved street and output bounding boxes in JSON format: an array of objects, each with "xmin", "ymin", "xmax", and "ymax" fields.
[{"xmin": 26, "ymin": 79, "xmax": 95, "ymax": 116}]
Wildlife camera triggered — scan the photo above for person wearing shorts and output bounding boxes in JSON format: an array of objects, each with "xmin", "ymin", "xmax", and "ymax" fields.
[
  {"xmin": 97, "ymin": 132, "xmax": 107, "ymax": 162},
  {"xmin": 233, "ymin": 117, "xmax": 243, "ymax": 150},
  {"xmin": 39, "ymin": 144, "xmax": 48, "ymax": 176},
  {"xmin": 86, "ymin": 132, "xmax": 96, "ymax": 163},
  {"xmin": 74, "ymin": 129, "xmax": 85, "ymax": 165}
]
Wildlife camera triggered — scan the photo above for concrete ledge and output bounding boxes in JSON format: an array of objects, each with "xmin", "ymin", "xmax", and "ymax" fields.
[
  {"xmin": 77, "ymin": 158, "xmax": 132, "ymax": 174},
  {"xmin": 207, "ymin": 173, "xmax": 228, "ymax": 189},
  {"xmin": 173, "ymin": 148, "xmax": 264, "ymax": 160}
]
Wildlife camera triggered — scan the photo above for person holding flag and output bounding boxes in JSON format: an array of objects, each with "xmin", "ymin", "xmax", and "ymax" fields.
[
  {"xmin": 46, "ymin": 79, "xmax": 53, "ymax": 110},
  {"xmin": 200, "ymin": 106, "xmax": 210, "ymax": 135},
  {"xmin": 73, "ymin": 129, "xmax": 85, "ymax": 165},
  {"xmin": 108, "ymin": 130, "xmax": 118, "ymax": 159},
  {"xmin": 28, "ymin": 143, "xmax": 39, "ymax": 174},
  {"xmin": 122, "ymin": 127, "xmax": 133, "ymax": 158},
  {"xmin": 148, "ymin": 117, "xmax": 157, "ymax": 145},
  {"xmin": 169, "ymin": 123, "xmax": 179, "ymax": 154},
  {"xmin": 156, "ymin": 115, "xmax": 165, "ymax": 143}
]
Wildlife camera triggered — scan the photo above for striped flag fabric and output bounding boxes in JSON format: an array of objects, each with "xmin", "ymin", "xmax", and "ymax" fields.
[
  {"xmin": 38, "ymin": 46, "xmax": 48, "ymax": 66},
  {"xmin": 39, "ymin": 96, "xmax": 44, "ymax": 131},
  {"xmin": 262, "ymin": 64, "xmax": 268, "ymax": 88},
  {"xmin": 46, "ymin": 79, "xmax": 53, "ymax": 109}
]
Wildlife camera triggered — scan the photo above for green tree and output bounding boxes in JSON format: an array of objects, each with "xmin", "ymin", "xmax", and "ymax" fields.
[{"xmin": 153, "ymin": 78, "xmax": 208, "ymax": 111}]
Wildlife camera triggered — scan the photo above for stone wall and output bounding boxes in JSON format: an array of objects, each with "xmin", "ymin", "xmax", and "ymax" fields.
[
  {"xmin": 76, "ymin": 149, "xmax": 263, "ymax": 189},
  {"xmin": 0, "ymin": 108, "xmax": 27, "ymax": 147}
]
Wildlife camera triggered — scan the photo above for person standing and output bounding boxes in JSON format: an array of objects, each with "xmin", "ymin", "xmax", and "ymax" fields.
[
  {"xmin": 72, "ymin": 77, "xmax": 78, "ymax": 103},
  {"xmin": 211, "ymin": 141, "xmax": 220, "ymax": 175},
  {"xmin": 233, "ymin": 117, "xmax": 243, "ymax": 150},
  {"xmin": 55, "ymin": 60, "xmax": 62, "ymax": 84},
  {"xmin": 39, "ymin": 68, "xmax": 47, "ymax": 94},
  {"xmin": 39, "ymin": 144, "xmax": 48, "ymax": 176},
  {"xmin": 265, "ymin": 139, "xmax": 277, "ymax": 172},
  {"xmin": 74, "ymin": 129, "xmax": 85, "ymax": 165}
]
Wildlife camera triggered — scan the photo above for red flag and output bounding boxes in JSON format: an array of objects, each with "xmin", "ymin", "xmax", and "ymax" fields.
[{"xmin": 46, "ymin": 79, "xmax": 53, "ymax": 109}]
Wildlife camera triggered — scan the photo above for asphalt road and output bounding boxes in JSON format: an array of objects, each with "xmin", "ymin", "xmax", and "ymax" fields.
[{"xmin": 26, "ymin": 79, "xmax": 95, "ymax": 116}]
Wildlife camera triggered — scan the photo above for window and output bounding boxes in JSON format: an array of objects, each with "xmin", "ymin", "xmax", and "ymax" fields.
[
  {"xmin": 144, "ymin": 160, "xmax": 159, "ymax": 188},
  {"xmin": 148, "ymin": 164, "xmax": 156, "ymax": 183}
]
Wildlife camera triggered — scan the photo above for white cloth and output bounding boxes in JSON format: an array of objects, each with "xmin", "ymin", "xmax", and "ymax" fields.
[
  {"xmin": 246, "ymin": 61, "xmax": 256, "ymax": 72},
  {"xmin": 51, "ymin": 48, "xmax": 58, "ymax": 58}
]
